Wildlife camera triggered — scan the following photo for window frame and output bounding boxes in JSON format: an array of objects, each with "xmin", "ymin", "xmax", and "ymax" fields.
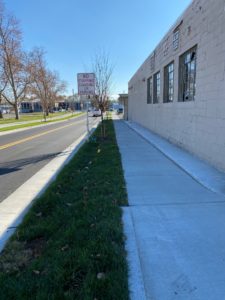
[
  {"xmin": 178, "ymin": 45, "xmax": 197, "ymax": 102},
  {"xmin": 153, "ymin": 71, "xmax": 160, "ymax": 104},
  {"xmin": 147, "ymin": 76, "xmax": 153, "ymax": 104},
  {"xmin": 173, "ymin": 29, "xmax": 180, "ymax": 50},
  {"xmin": 164, "ymin": 61, "xmax": 174, "ymax": 103}
]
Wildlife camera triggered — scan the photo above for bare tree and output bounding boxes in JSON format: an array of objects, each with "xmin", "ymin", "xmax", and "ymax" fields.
[
  {"xmin": 0, "ymin": 55, "xmax": 7, "ymax": 119},
  {"xmin": 0, "ymin": 2, "xmax": 9, "ymax": 119},
  {"xmin": 47, "ymin": 70, "xmax": 66, "ymax": 113},
  {"xmin": 29, "ymin": 48, "xmax": 66, "ymax": 120},
  {"xmin": 0, "ymin": 3, "xmax": 31, "ymax": 119},
  {"xmin": 92, "ymin": 50, "xmax": 113, "ymax": 137}
]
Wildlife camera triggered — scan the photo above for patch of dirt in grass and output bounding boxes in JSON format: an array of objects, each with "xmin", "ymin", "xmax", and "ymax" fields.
[
  {"xmin": 63, "ymin": 268, "xmax": 87, "ymax": 295},
  {"xmin": 25, "ymin": 236, "xmax": 46, "ymax": 259},
  {"xmin": 0, "ymin": 237, "xmax": 46, "ymax": 274}
]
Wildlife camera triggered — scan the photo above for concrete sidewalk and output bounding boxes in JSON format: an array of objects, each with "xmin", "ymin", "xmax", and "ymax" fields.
[{"xmin": 114, "ymin": 120, "xmax": 225, "ymax": 300}]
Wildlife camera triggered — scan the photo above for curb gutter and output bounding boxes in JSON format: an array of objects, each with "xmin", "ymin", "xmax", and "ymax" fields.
[{"xmin": 0, "ymin": 121, "xmax": 99, "ymax": 253}]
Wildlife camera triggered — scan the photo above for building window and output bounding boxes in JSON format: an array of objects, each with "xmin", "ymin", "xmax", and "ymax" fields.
[
  {"xmin": 163, "ymin": 37, "xmax": 169, "ymax": 56},
  {"xmin": 150, "ymin": 51, "xmax": 155, "ymax": 73},
  {"xmin": 179, "ymin": 46, "xmax": 197, "ymax": 102},
  {"xmin": 173, "ymin": 29, "xmax": 180, "ymax": 50},
  {"xmin": 147, "ymin": 77, "xmax": 153, "ymax": 104},
  {"xmin": 164, "ymin": 62, "xmax": 174, "ymax": 102},
  {"xmin": 153, "ymin": 72, "xmax": 160, "ymax": 104}
]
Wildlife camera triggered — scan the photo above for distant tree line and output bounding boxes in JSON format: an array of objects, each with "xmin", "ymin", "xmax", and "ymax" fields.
[{"xmin": 0, "ymin": 1, "xmax": 66, "ymax": 119}]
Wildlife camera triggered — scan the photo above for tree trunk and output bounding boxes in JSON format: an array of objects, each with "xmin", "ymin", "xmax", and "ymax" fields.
[
  {"xmin": 0, "ymin": 96, "xmax": 2, "ymax": 119},
  {"xmin": 0, "ymin": 94, "xmax": 2, "ymax": 118},
  {"xmin": 100, "ymin": 110, "xmax": 106, "ymax": 138},
  {"xmin": 15, "ymin": 104, "xmax": 19, "ymax": 120},
  {"xmin": 101, "ymin": 111, "xmax": 104, "ymax": 138},
  {"xmin": 103, "ymin": 120, "xmax": 106, "ymax": 137}
]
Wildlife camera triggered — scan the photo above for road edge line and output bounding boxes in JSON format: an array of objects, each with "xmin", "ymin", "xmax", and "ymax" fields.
[{"xmin": 0, "ymin": 121, "xmax": 99, "ymax": 253}]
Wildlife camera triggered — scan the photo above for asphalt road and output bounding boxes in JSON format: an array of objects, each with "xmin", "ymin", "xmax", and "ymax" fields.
[{"xmin": 0, "ymin": 114, "xmax": 98, "ymax": 202}]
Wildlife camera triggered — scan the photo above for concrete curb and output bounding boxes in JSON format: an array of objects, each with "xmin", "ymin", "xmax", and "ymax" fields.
[
  {"xmin": 125, "ymin": 120, "xmax": 225, "ymax": 196},
  {"xmin": 0, "ymin": 120, "xmax": 99, "ymax": 253},
  {"xmin": 122, "ymin": 207, "xmax": 147, "ymax": 300}
]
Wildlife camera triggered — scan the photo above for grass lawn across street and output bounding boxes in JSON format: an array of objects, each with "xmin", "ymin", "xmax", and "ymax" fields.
[
  {"xmin": 0, "ymin": 112, "xmax": 84, "ymax": 132},
  {"xmin": 0, "ymin": 112, "xmax": 69, "ymax": 124}
]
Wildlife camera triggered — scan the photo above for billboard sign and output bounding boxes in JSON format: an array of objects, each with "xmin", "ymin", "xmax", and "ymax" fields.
[{"xmin": 77, "ymin": 73, "xmax": 95, "ymax": 95}]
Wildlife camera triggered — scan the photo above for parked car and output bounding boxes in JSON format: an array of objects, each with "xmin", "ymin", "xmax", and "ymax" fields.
[
  {"xmin": 88, "ymin": 108, "xmax": 101, "ymax": 117},
  {"xmin": 0, "ymin": 107, "xmax": 10, "ymax": 114},
  {"xmin": 117, "ymin": 107, "xmax": 123, "ymax": 114}
]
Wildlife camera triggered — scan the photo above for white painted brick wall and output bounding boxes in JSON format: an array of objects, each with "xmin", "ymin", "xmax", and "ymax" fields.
[{"xmin": 128, "ymin": 0, "xmax": 225, "ymax": 171}]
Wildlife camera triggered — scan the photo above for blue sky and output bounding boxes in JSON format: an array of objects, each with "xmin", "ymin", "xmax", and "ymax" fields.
[{"xmin": 6, "ymin": 0, "xmax": 191, "ymax": 96}]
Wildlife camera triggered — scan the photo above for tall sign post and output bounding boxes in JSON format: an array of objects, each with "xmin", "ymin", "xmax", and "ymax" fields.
[{"xmin": 77, "ymin": 73, "xmax": 95, "ymax": 136}]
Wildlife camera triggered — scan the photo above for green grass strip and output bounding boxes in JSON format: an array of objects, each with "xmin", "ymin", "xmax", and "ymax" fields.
[
  {"xmin": 0, "ymin": 113, "xmax": 84, "ymax": 132},
  {"xmin": 0, "ymin": 120, "xmax": 129, "ymax": 300},
  {"xmin": 0, "ymin": 112, "xmax": 69, "ymax": 124}
]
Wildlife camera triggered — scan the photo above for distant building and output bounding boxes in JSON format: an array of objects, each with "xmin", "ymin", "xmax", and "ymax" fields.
[
  {"xmin": 0, "ymin": 99, "xmax": 12, "ymax": 114},
  {"xmin": 20, "ymin": 95, "xmax": 83, "ymax": 113},
  {"xmin": 15, "ymin": 93, "xmax": 96, "ymax": 114},
  {"xmin": 118, "ymin": 94, "xmax": 128, "ymax": 120},
  {"xmin": 128, "ymin": 0, "xmax": 225, "ymax": 171},
  {"xmin": 20, "ymin": 101, "xmax": 42, "ymax": 113}
]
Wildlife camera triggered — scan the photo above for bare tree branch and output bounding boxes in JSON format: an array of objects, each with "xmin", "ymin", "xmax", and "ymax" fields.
[
  {"xmin": 29, "ymin": 48, "xmax": 66, "ymax": 120},
  {"xmin": 92, "ymin": 50, "xmax": 114, "ymax": 137},
  {"xmin": 0, "ymin": 2, "xmax": 31, "ymax": 119}
]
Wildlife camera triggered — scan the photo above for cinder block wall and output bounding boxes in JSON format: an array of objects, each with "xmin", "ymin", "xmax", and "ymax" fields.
[{"xmin": 128, "ymin": 0, "xmax": 225, "ymax": 171}]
